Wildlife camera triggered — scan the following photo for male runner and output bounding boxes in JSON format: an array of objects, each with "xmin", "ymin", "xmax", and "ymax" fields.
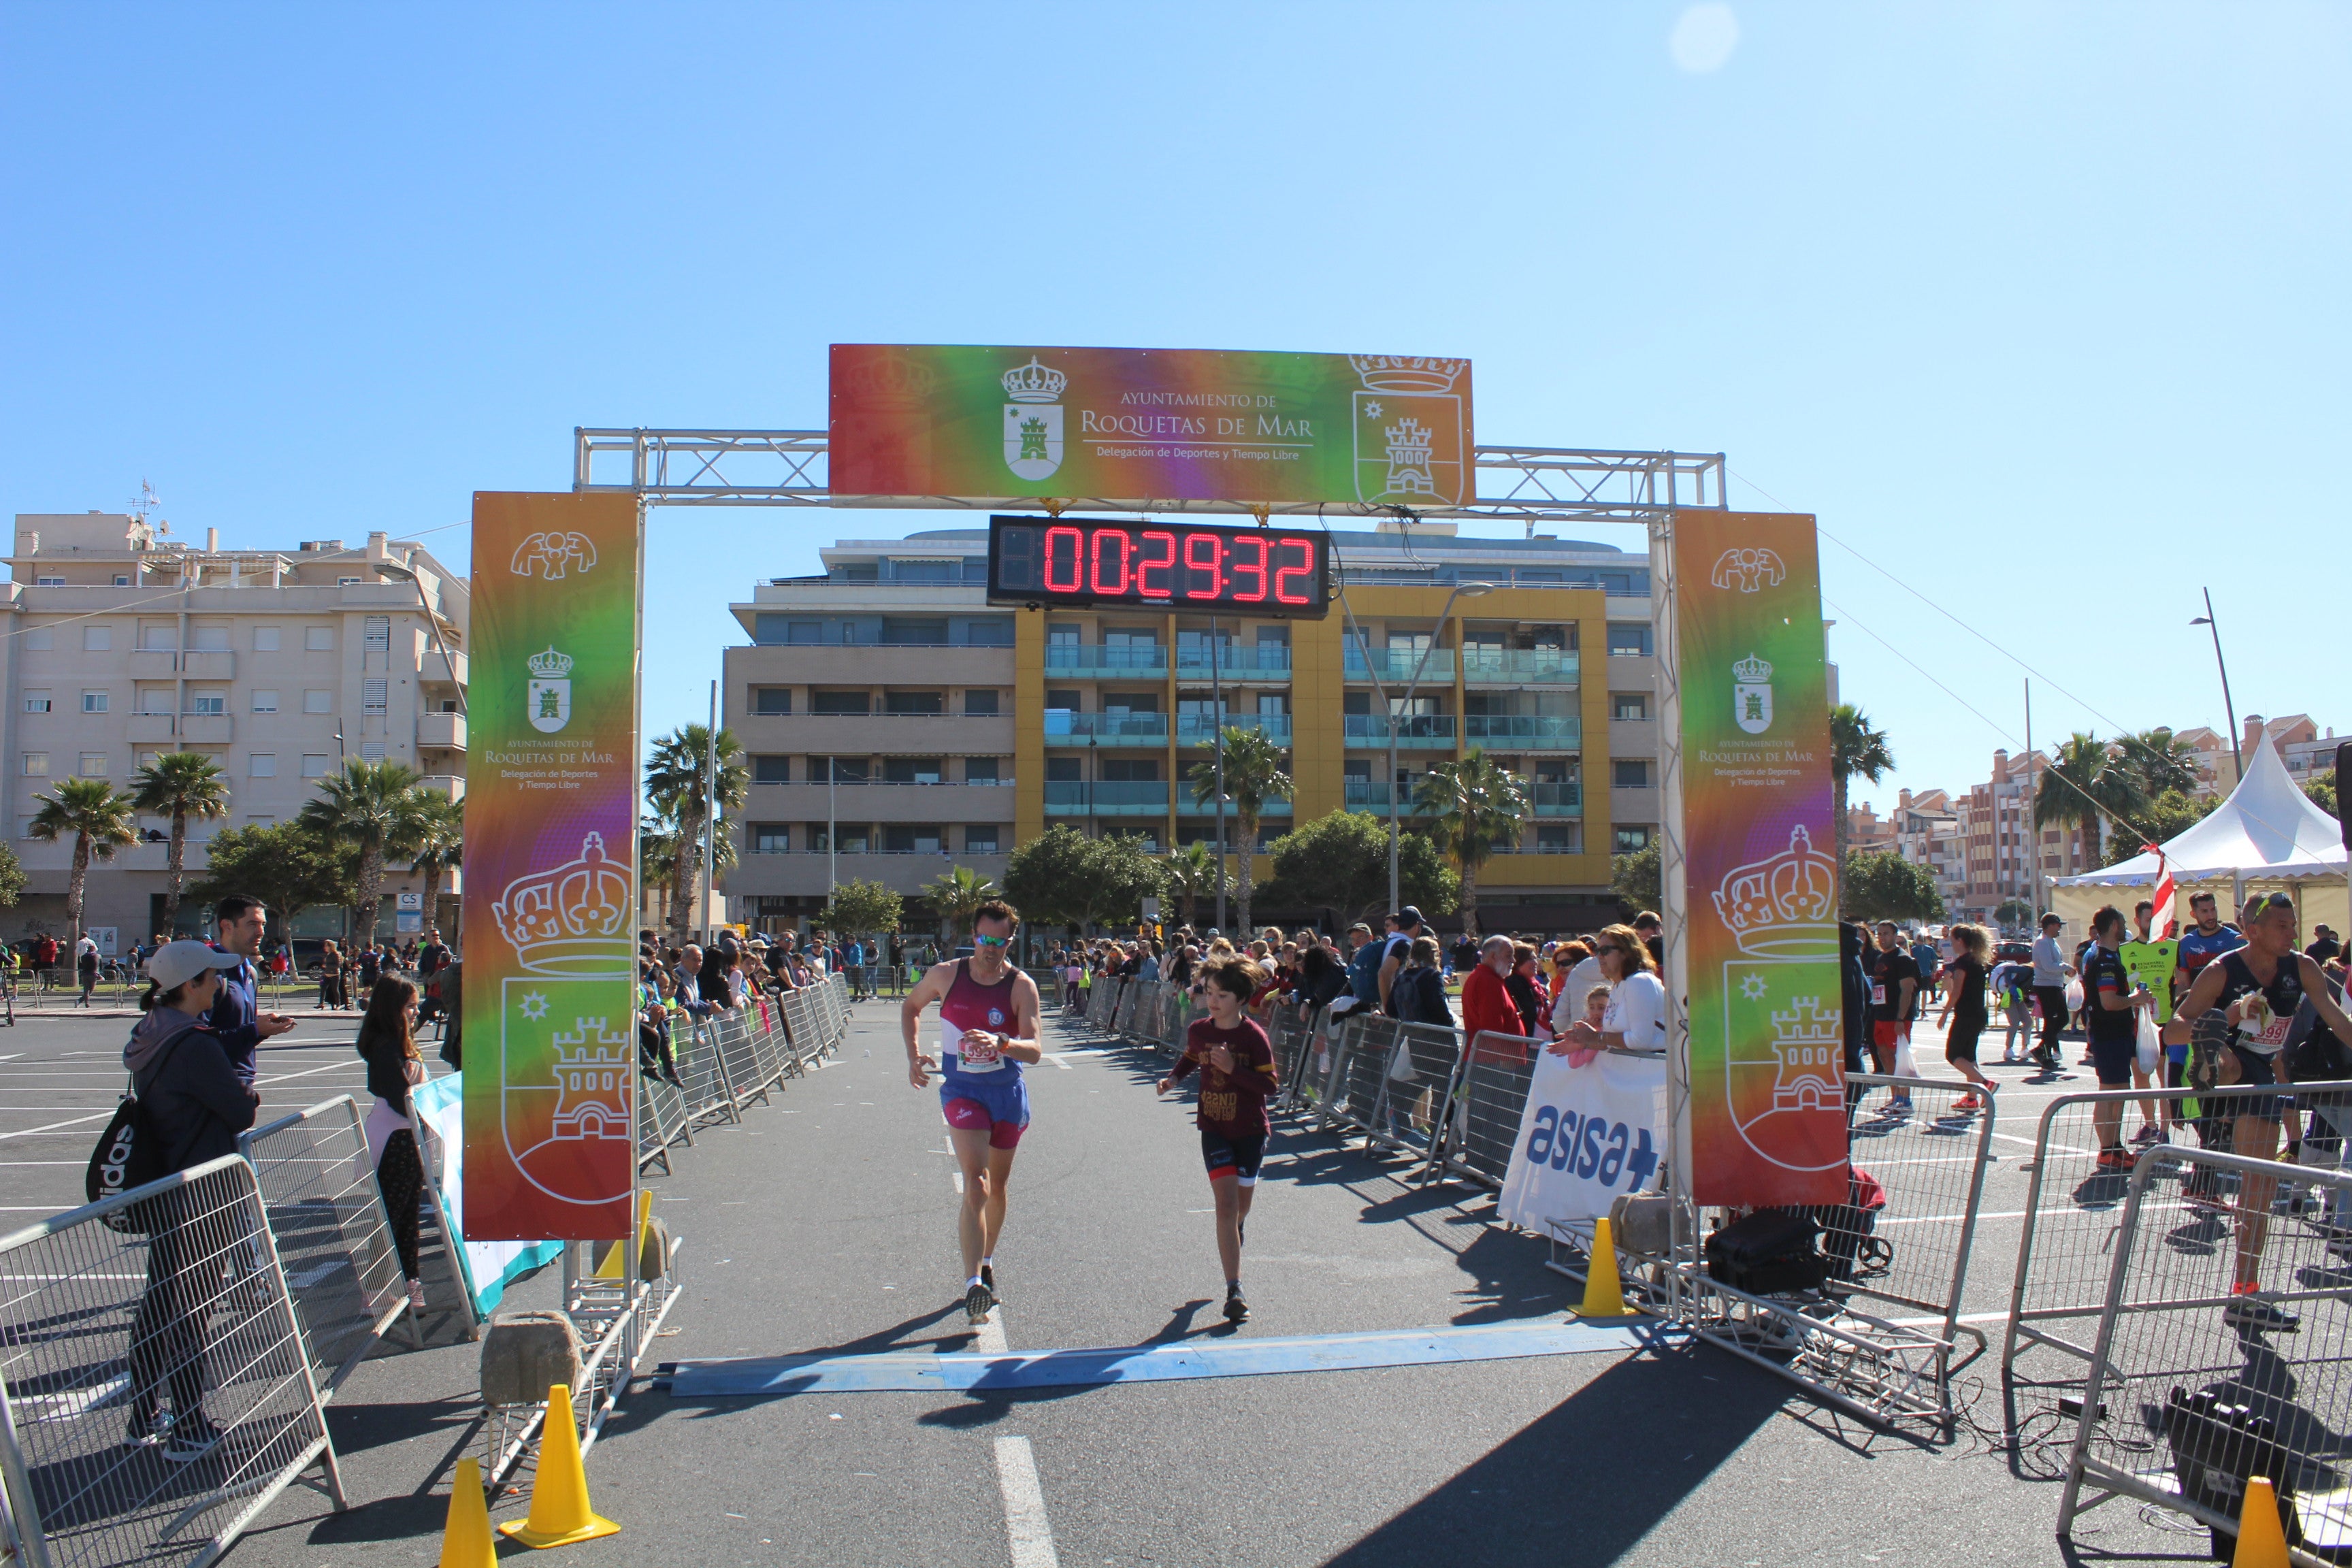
[
  {"xmin": 2171, "ymin": 892, "xmax": 2243, "ymax": 1195},
  {"xmin": 900, "ymin": 899, "xmax": 1043, "ymax": 1324}
]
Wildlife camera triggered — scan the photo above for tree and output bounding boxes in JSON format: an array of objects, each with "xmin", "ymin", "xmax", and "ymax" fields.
[
  {"xmin": 0, "ymin": 844, "xmax": 26, "ymax": 914},
  {"xmin": 130, "ymin": 752, "xmax": 231, "ymax": 941},
  {"xmin": 2306, "ymin": 775, "xmax": 2339, "ymax": 820},
  {"xmin": 297, "ymin": 760, "xmax": 430, "ymax": 942},
  {"xmin": 1076, "ymin": 833, "xmax": 1169, "ymax": 931},
  {"xmin": 644, "ymin": 724, "xmax": 748, "ymax": 941},
  {"xmin": 1260, "ymin": 809, "xmax": 1457, "ymax": 931},
  {"xmin": 2036, "ymin": 732, "xmax": 2145, "ymax": 873},
  {"xmin": 1993, "ymin": 898, "xmax": 2035, "ymax": 934},
  {"xmin": 1414, "ymin": 750, "xmax": 1531, "ymax": 945},
  {"xmin": 29, "ymin": 780, "xmax": 137, "ymax": 949},
  {"xmin": 1611, "ymin": 839, "xmax": 1662, "ymax": 915},
  {"xmin": 189, "ymin": 822, "xmax": 359, "ymax": 936},
  {"xmin": 1842, "ymin": 849, "xmax": 1945, "ymax": 923},
  {"xmin": 2117, "ymin": 728, "xmax": 2200, "ymax": 801},
  {"xmin": 1004, "ymin": 825, "xmax": 1168, "ymax": 933},
  {"xmin": 2134, "ymin": 788, "xmax": 2219, "ymax": 856},
  {"xmin": 1831, "ymin": 704, "xmax": 1895, "ymax": 862},
  {"xmin": 1184, "ymin": 726, "xmax": 1290, "ymax": 935},
  {"xmin": 923, "ymin": 864, "xmax": 998, "ymax": 942},
  {"xmin": 822, "ymin": 878, "xmax": 902, "ymax": 940},
  {"xmin": 404, "ymin": 791, "xmax": 466, "ymax": 928},
  {"xmin": 1161, "ymin": 841, "xmax": 1219, "ymax": 929}
]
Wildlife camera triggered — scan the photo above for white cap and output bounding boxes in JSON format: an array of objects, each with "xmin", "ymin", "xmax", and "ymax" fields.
[{"xmin": 147, "ymin": 941, "xmax": 241, "ymax": 992}]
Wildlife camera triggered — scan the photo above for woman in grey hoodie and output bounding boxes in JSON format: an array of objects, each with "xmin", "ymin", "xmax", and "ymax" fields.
[{"xmin": 122, "ymin": 941, "xmax": 256, "ymax": 1463}]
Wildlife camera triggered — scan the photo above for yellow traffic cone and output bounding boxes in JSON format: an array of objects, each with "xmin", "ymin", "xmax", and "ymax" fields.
[
  {"xmin": 2232, "ymin": 1477, "xmax": 2289, "ymax": 1567},
  {"xmin": 1577, "ymin": 1216, "xmax": 1629, "ymax": 1318},
  {"xmin": 593, "ymin": 1193, "xmax": 655, "ymax": 1281},
  {"xmin": 439, "ymin": 1456, "xmax": 497, "ymax": 1568},
  {"xmin": 497, "ymin": 1386, "xmax": 619, "ymax": 1549}
]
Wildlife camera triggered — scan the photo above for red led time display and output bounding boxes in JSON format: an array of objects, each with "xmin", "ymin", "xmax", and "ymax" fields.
[{"xmin": 987, "ymin": 517, "xmax": 1330, "ymax": 616}]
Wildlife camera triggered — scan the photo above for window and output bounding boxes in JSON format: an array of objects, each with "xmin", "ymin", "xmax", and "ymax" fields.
[
  {"xmin": 113, "ymin": 572, "xmax": 129, "ymax": 585},
  {"xmin": 811, "ymin": 690, "xmax": 869, "ymax": 715},
  {"xmin": 817, "ymin": 757, "xmax": 868, "ymax": 783},
  {"xmin": 881, "ymin": 617, "xmax": 948, "ymax": 644},
  {"xmin": 1611, "ymin": 693, "xmax": 1650, "ymax": 721},
  {"xmin": 1045, "ymin": 757, "xmax": 1083, "ymax": 783},
  {"xmin": 964, "ymin": 689, "xmax": 1000, "ymax": 716},
  {"xmin": 338, "ymin": 577, "xmax": 363, "ymax": 587},
  {"xmin": 883, "ymin": 825, "xmax": 944, "ymax": 854},
  {"xmin": 83, "ymin": 626, "xmax": 112, "ymax": 651},
  {"xmin": 249, "ymin": 754, "xmax": 277, "ymax": 778},
  {"xmin": 753, "ymin": 687, "xmax": 792, "ymax": 716},
  {"xmin": 965, "ymin": 618, "xmax": 1014, "ymax": 646},
  {"xmin": 1614, "ymin": 826, "xmax": 1654, "ymax": 854},
  {"xmin": 21, "ymin": 753, "xmax": 47, "ymax": 777},
  {"xmin": 22, "ymin": 691, "xmax": 49, "ymax": 714},
  {"xmin": 189, "ymin": 624, "xmax": 229, "ymax": 651},
  {"xmin": 965, "ymin": 824, "xmax": 1000, "ymax": 853},
  {"xmin": 752, "ymin": 755, "xmax": 791, "ymax": 785},
  {"xmin": 133, "ymin": 687, "xmax": 173, "ymax": 715},
  {"xmin": 883, "ymin": 690, "xmax": 943, "ymax": 715},
  {"xmin": 363, "ymin": 616, "xmax": 391, "ymax": 651},
  {"xmin": 253, "ymin": 627, "xmax": 281, "ymax": 652},
  {"xmin": 812, "ymin": 826, "xmax": 868, "ymax": 853},
  {"xmin": 966, "ymin": 757, "xmax": 1000, "ymax": 784},
  {"xmin": 24, "ymin": 628, "xmax": 51, "ymax": 650},
  {"xmin": 188, "ymin": 691, "xmax": 227, "ymax": 715},
  {"xmin": 883, "ymin": 757, "xmax": 943, "ymax": 784},
  {"xmin": 135, "ymin": 751, "xmax": 163, "ymax": 769},
  {"xmin": 1045, "ymin": 689, "xmax": 1081, "ymax": 712},
  {"xmin": 80, "ymin": 691, "xmax": 108, "ymax": 714},
  {"xmin": 305, "ymin": 627, "xmax": 334, "ymax": 651},
  {"xmin": 363, "ymin": 678, "xmax": 388, "ymax": 711},
  {"xmin": 361, "ymin": 742, "xmax": 386, "ymax": 762},
  {"xmin": 1100, "ymin": 759, "xmax": 1157, "ymax": 781},
  {"xmin": 301, "ymin": 755, "xmax": 333, "ymax": 778},
  {"xmin": 78, "ymin": 753, "xmax": 108, "ymax": 777},
  {"xmin": 1606, "ymin": 623, "xmax": 1652, "ymax": 657},
  {"xmin": 1612, "ymin": 759, "xmax": 1653, "ymax": 789},
  {"xmin": 752, "ymin": 824, "xmax": 792, "ymax": 855},
  {"xmin": 251, "ymin": 690, "xmax": 279, "ymax": 713},
  {"xmin": 1535, "ymin": 823, "xmax": 1582, "ymax": 853},
  {"xmin": 304, "ymin": 691, "xmax": 333, "ymax": 714},
  {"xmin": 35, "ymin": 575, "xmax": 64, "ymax": 587},
  {"xmin": 140, "ymin": 624, "xmax": 176, "ymax": 651}
]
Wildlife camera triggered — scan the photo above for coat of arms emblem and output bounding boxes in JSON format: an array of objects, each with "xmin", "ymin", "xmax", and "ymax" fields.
[
  {"xmin": 527, "ymin": 645, "xmax": 574, "ymax": 734},
  {"xmin": 1349, "ymin": 356, "xmax": 1468, "ymax": 506},
  {"xmin": 1001, "ymin": 356, "xmax": 1066, "ymax": 482},
  {"xmin": 1732, "ymin": 652, "xmax": 1774, "ymax": 736}
]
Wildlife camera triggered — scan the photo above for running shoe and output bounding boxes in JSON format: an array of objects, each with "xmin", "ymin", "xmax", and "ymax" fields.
[
  {"xmin": 125, "ymin": 1405, "xmax": 167, "ymax": 1449},
  {"xmin": 964, "ymin": 1279, "xmax": 995, "ymax": 1326},
  {"xmin": 407, "ymin": 1278, "xmax": 429, "ymax": 1313},
  {"xmin": 2131, "ymin": 1126, "xmax": 2163, "ymax": 1146},
  {"xmin": 2223, "ymin": 1294, "xmax": 2300, "ymax": 1333},
  {"xmin": 163, "ymin": 1418, "xmax": 223, "ymax": 1463},
  {"xmin": 2095, "ymin": 1149, "xmax": 2134, "ymax": 1171},
  {"xmin": 1953, "ymin": 1094, "xmax": 1981, "ymax": 1112},
  {"xmin": 1223, "ymin": 1286, "xmax": 1250, "ymax": 1324},
  {"xmin": 980, "ymin": 1263, "xmax": 996, "ymax": 1298}
]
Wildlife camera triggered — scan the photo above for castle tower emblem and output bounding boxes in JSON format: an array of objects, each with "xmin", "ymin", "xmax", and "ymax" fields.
[
  {"xmin": 548, "ymin": 1017, "xmax": 634, "ymax": 1141},
  {"xmin": 1000, "ymin": 355, "xmax": 1066, "ymax": 483},
  {"xmin": 1350, "ymin": 356, "xmax": 1469, "ymax": 507},
  {"xmin": 1732, "ymin": 651, "xmax": 1774, "ymax": 735},
  {"xmin": 526, "ymin": 645, "xmax": 574, "ymax": 734},
  {"xmin": 1767, "ymin": 996, "xmax": 1842, "ymax": 1113}
]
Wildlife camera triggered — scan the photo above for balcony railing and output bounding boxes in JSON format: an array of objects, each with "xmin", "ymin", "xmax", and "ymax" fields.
[
  {"xmin": 1043, "ymin": 781, "xmax": 1171, "ymax": 816},
  {"xmin": 1460, "ymin": 649, "xmax": 1579, "ymax": 685},
  {"xmin": 1175, "ymin": 644, "xmax": 1292, "ymax": 676},
  {"xmin": 1043, "ymin": 711, "xmax": 1169, "ymax": 745},
  {"xmin": 1343, "ymin": 780, "xmax": 1404, "ymax": 812},
  {"xmin": 1342, "ymin": 715, "xmax": 1456, "ymax": 748},
  {"xmin": 1530, "ymin": 781, "xmax": 1583, "ymax": 816},
  {"xmin": 1463, "ymin": 714, "xmax": 1580, "ymax": 749},
  {"xmin": 1044, "ymin": 644, "xmax": 1170, "ymax": 674},
  {"xmin": 1175, "ymin": 713, "xmax": 1292, "ymax": 747},
  {"xmin": 1343, "ymin": 647, "xmax": 1454, "ymax": 684},
  {"xmin": 1178, "ymin": 794, "xmax": 1292, "ymax": 817}
]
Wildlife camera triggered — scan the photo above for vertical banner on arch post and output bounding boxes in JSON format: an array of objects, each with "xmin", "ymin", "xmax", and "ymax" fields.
[
  {"xmin": 463, "ymin": 493, "xmax": 642, "ymax": 1242},
  {"xmin": 1673, "ymin": 511, "xmax": 1845, "ymax": 1207}
]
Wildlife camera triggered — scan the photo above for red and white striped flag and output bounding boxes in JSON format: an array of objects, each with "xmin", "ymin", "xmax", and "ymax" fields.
[{"xmin": 2148, "ymin": 846, "xmax": 2177, "ymax": 938}]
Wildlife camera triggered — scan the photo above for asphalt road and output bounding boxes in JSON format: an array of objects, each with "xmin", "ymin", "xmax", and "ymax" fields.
[{"xmin": 0, "ymin": 998, "xmax": 2232, "ymax": 1566}]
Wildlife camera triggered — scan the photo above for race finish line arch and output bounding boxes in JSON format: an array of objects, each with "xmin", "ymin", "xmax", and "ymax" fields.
[{"xmin": 466, "ymin": 343, "xmax": 1882, "ymax": 1419}]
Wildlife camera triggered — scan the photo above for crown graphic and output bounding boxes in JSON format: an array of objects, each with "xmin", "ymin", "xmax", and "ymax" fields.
[
  {"xmin": 1001, "ymin": 356, "xmax": 1068, "ymax": 404},
  {"xmin": 1350, "ymin": 355, "xmax": 1468, "ymax": 394},
  {"xmin": 491, "ymin": 833, "xmax": 635, "ymax": 975},
  {"xmin": 1732, "ymin": 653, "xmax": 1772, "ymax": 684},
  {"xmin": 528, "ymin": 645, "xmax": 574, "ymax": 680},
  {"xmin": 839, "ymin": 350, "xmax": 939, "ymax": 408},
  {"xmin": 1712, "ymin": 825, "xmax": 1840, "ymax": 959}
]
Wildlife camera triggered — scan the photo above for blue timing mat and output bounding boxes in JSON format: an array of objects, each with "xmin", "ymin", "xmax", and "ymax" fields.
[{"xmin": 665, "ymin": 1316, "xmax": 1665, "ymax": 1398}]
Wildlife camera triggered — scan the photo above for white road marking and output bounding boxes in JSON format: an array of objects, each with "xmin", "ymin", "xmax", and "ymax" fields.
[
  {"xmin": 1041, "ymin": 1054, "xmax": 1073, "ymax": 1071},
  {"xmin": 974, "ymin": 1305, "xmax": 1008, "ymax": 1355},
  {"xmin": 994, "ymin": 1435, "xmax": 1059, "ymax": 1568},
  {"xmin": 953, "ymin": 1171, "xmax": 965, "ymax": 1194}
]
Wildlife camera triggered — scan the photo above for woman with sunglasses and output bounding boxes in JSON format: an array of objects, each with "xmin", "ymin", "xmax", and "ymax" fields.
[{"xmin": 1556, "ymin": 924, "xmax": 1667, "ymax": 1061}]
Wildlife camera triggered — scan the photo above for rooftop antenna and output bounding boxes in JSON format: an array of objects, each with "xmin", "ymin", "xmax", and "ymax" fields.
[{"xmin": 131, "ymin": 480, "xmax": 170, "ymax": 538}]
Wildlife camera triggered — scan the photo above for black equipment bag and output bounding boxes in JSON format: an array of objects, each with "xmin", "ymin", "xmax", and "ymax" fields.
[
  {"xmin": 1704, "ymin": 1209, "xmax": 1827, "ymax": 1296},
  {"xmin": 2162, "ymin": 1387, "xmax": 2302, "ymax": 1553},
  {"xmin": 83, "ymin": 1024, "xmax": 202, "ymax": 1233}
]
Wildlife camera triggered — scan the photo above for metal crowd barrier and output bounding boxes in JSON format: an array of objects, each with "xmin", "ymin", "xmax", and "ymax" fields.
[
  {"xmin": 0, "ymin": 1155, "xmax": 345, "ymax": 1568},
  {"xmin": 1832, "ymin": 1073, "xmax": 1999, "ymax": 1352},
  {"xmin": 2002, "ymin": 1079, "xmax": 2352, "ymax": 1382},
  {"xmin": 1426, "ymin": 1029, "xmax": 1543, "ymax": 1187},
  {"xmin": 2057, "ymin": 1144, "xmax": 2352, "ymax": 1562}
]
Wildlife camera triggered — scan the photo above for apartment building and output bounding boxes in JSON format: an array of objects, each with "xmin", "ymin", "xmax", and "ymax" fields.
[
  {"xmin": 2178, "ymin": 715, "xmax": 2326, "ymax": 797},
  {"xmin": 3, "ymin": 512, "xmax": 469, "ymax": 948},
  {"xmin": 721, "ymin": 523, "xmax": 1672, "ymax": 934},
  {"xmin": 1890, "ymin": 788, "xmax": 1966, "ymax": 912}
]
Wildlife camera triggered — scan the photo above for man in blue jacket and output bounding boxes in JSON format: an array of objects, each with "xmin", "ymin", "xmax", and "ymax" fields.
[{"xmin": 204, "ymin": 895, "xmax": 297, "ymax": 1086}]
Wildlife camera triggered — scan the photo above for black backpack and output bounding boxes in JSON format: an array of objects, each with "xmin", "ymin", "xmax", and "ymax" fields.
[{"xmin": 84, "ymin": 1025, "xmax": 203, "ymax": 1233}]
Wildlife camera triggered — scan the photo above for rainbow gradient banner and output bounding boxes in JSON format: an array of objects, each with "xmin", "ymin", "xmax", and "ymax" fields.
[
  {"xmin": 830, "ymin": 344, "xmax": 1474, "ymax": 509},
  {"xmin": 463, "ymin": 493, "xmax": 641, "ymax": 1242},
  {"xmin": 1672, "ymin": 511, "xmax": 1846, "ymax": 1207}
]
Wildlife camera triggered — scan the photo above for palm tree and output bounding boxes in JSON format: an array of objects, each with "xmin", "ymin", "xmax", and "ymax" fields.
[
  {"xmin": 29, "ymin": 780, "xmax": 138, "ymax": 951},
  {"xmin": 1185, "ymin": 727, "xmax": 1292, "ymax": 936},
  {"xmin": 404, "ymin": 791, "xmax": 466, "ymax": 930},
  {"xmin": 1161, "ymin": 842, "xmax": 1219, "ymax": 930},
  {"xmin": 1414, "ymin": 749, "xmax": 1531, "ymax": 945},
  {"xmin": 130, "ymin": 752, "xmax": 231, "ymax": 940},
  {"xmin": 297, "ymin": 760, "xmax": 429, "ymax": 943},
  {"xmin": 2036, "ymin": 732, "xmax": 2146, "ymax": 871},
  {"xmin": 2117, "ymin": 727, "xmax": 2200, "ymax": 802},
  {"xmin": 644, "ymin": 725, "xmax": 748, "ymax": 940},
  {"xmin": 923, "ymin": 864, "xmax": 999, "ymax": 943},
  {"xmin": 1830, "ymin": 704, "xmax": 1895, "ymax": 862}
]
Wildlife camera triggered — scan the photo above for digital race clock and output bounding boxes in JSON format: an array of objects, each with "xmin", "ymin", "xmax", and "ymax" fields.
[{"xmin": 986, "ymin": 516, "xmax": 1331, "ymax": 616}]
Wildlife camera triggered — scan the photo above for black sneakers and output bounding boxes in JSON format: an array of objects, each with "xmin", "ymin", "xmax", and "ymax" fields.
[
  {"xmin": 125, "ymin": 1404, "xmax": 166, "ymax": 1449},
  {"xmin": 2223, "ymin": 1294, "xmax": 2300, "ymax": 1333},
  {"xmin": 164, "ymin": 1418, "xmax": 222, "ymax": 1463},
  {"xmin": 1223, "ymin": 1284, "xmax": 1249, "ymax": 1324},
  {"xmin": 980, "ymin": 1263, "xmax": 996, "ymax": 1298},
  {"xmin": 964, "ymin": 1279, "xmax": 995, "ymax": 1326}
]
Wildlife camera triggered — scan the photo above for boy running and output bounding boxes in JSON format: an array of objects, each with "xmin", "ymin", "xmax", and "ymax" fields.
[{"xmin": 1158, "ymin": 955, "xmax": 1281, "ymax": 1324}]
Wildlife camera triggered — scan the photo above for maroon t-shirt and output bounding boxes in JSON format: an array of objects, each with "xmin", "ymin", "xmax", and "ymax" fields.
[{"xmin": 1171, "ymin": 1016, "xmax": 1279, "ymax": 1139}]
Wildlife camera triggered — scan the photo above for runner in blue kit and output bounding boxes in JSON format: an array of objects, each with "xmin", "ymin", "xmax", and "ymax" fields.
[{"xmin": 900, "ymin": 899, "xmax": 1044, "ymax": 1324}]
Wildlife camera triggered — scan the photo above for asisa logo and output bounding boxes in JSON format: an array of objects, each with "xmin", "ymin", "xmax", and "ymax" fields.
[{"xmin": 1523, "ymin": 1107, "xmax": 1661, "ymax": 1192}]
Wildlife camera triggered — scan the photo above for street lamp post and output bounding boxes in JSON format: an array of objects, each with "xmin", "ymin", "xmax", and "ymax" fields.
[
  {"xmin": 1382, "ymin": 582, "xmax": 1494, "ymax": 913},
  {"xmin": 2191, "ymin": 589, "xmax": 2243, "ymax": 786}
]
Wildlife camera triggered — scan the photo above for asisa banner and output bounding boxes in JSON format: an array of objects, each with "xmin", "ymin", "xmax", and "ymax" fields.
[
  {"xmin": 830, "ymin": 344, "xmax": 1474, "ymax": 510},
  {"xmin": 463, "ymin": 493, "xmax": 641, "ymax": 1241},
  {"xmin": 1671, "ymin": 510, "xmax": 1846, "ymax": 1207},
  {"xmin": 1497, "ymin": 1049, "xmax": 1669, "ymax": 1234}
]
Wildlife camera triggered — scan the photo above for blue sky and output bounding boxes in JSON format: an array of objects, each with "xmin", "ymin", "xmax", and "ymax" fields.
[{"xmin": 3, "ymin": 3, "xmax": 2344, "ymax": 813}]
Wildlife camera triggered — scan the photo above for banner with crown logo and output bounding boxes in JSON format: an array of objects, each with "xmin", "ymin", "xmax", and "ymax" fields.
[
  {"xmin": 464, "ymin": 493, "xmax": 642, "ymax": 1242},
  {"xmin": 831, "ymin": 344, "xmax": 1473, "ymax": 509},
  {"xmin": 1672, "ymin": 511, "xmax": 1845, "ymax": 1205}
]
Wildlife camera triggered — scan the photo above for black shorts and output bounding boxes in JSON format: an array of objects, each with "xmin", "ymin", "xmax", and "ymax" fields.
[
  {"xmin": 1200, "ymin": 1129, "xmax": 1267, "ymax": 1186},
  {"xmin": 2088, "ymin": 1032, "xmax": 2138, "ymax": 1088},
  {"xmin": 2225, "ymin": 1045, "xmax": 2288, "ymax": 1122},
  {"xmin": 1945, "ymin": 1016, "xmax": 1986, "ymax": 1066}
]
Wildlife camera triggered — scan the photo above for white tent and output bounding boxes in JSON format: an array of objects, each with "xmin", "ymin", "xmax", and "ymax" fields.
[{"xmin": 2050, "ymin": 736, "xmax": 2347, "ymax": 936}]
